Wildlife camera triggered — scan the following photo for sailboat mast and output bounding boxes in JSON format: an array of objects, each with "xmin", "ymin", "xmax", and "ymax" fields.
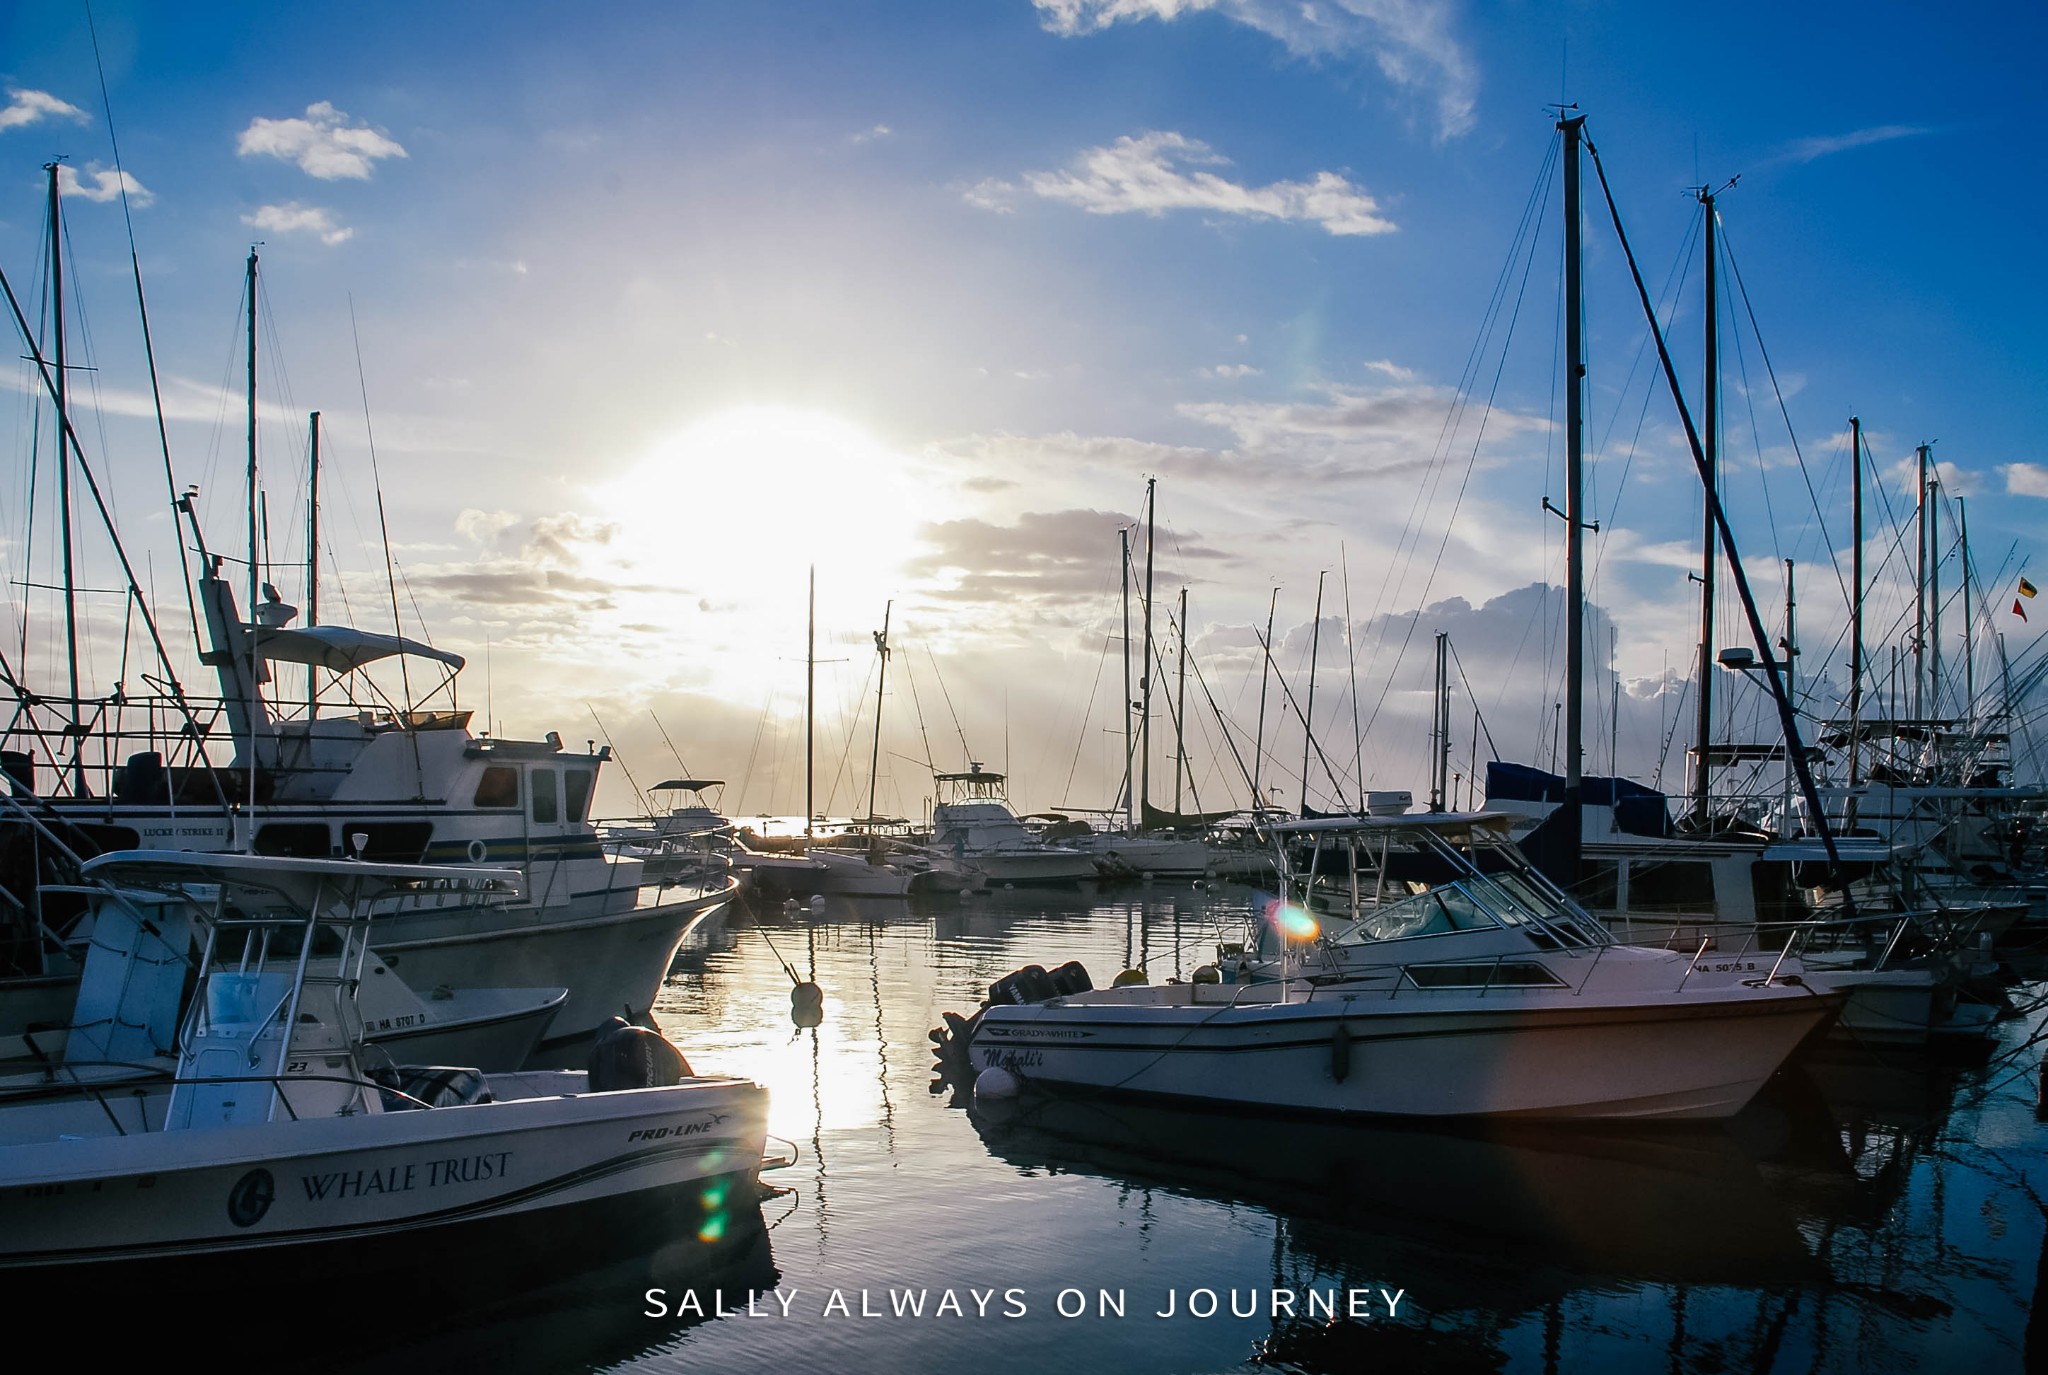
[
  {"xmin": 1174, "ymin": 585, "xmax": 1187, "ymax": 815},
  {"xmin": 1253, "ymin": 587, "xmax": 1278, "ymax": 815},
  {"xmin": 1690, "ymin": 183, "xmax": 1719, "ymax": 823},
  {"xmin": 1301, "ymin": 570, "xmax": 1325, "ymax": 815},
  {"xmin": 1139, "ymin": 477, "xmax": 1156, "ymax": 826},
  {"xmin": 1915, "ymin": 443, "xmax": 1928, "ymax": 719},
  {"xmin": 1961, "ymin": 498, "xmax": 1974, "ymax": 727},
  {"xmin": 1929, "ymin": 466, "xmax": 1943, "ymax": 719},
  {"xmin": 867, "ymin": 600, "xmax": 891, "ymax": 825},
  {"xmin": 246, "ymin": 250, "xmax": 260, "ymax": 679},
  {"xmin": 45, "ymin": 163, "xmax": 83, "ymax": 793},
  {"xmin": 1783, "ymin": 558, "xmax": 1798, "ymax": 811},
  {"xmin": 1120, "ymin": 525, "xmax": 1133, "ymax": 831},
  {"xmin": 805, "ymin": 566, "xmax": 817, "ymax": 845},
  {"xmin": 1430, "ymin": 631, "xmax": 1449, "ymax": 812},
  {"xmin": 1560, "ymin": 112, "xmax": 1587, "ymax": 880},
  {"xmin": 1848, "ymin": 416, "xmax": 1864, "ymax": 827},
  {"xmin": 307, "ymin": 410, "xmax": 320, "ymax": 719}
]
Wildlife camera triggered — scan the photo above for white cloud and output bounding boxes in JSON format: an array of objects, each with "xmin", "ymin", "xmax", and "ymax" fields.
[
  {"xmin": 2006, "ymin": 463, "xmax": 2048, "ymax": 498},
  {"xmin": 1363, "ymin": 358, "xmax": 1415, "ymax": 380},
  {"xmin": 57, "ymin": 164, "xmax": 153, "ymax": 206},
  {"xmin": 1013, "ymin": 131, "xmax": 1395, "ymax": 236},
  {"xmin": 1883, "ymin": 452, "xmax": 1977, "ymax": 497},
  {"xmin": 1200, "ymin": 364, "xmax": 1262, "ymax": 379},
  {"xmin": 1033, "ymin": 1, "xmax": 1477, "ymax": 139},
  {"xmin": 236, "ymin": 101, "xmax": 407, "ymax": 179},
  {"xmin": 962, "ymin": 178, "xmax": 1018, "ymax": 214},
  {"xmin": 1766, "ymin": 125, "xmax": 1930, "ymax": 167},
  {"xmin": 851, "ymin": 124, "xmax": 893, "ymax": 144},
  {"xmin": 243, "ymin": 201, "xmax": 354, "ymax": 245},
  {"xmin": 0, "ymin": 88, "xmax": 88, "ymax": 131}
]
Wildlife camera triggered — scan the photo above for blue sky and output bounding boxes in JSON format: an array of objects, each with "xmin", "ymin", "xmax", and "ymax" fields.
[{"xmin": 2, "ymin": 1, "xmax": 2043, "ymax": 820}]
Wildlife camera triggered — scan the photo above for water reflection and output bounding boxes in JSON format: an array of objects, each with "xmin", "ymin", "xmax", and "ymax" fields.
[{"xmin": 633, "ymin": 885, "xmax": 2048, "ymax": 1374}]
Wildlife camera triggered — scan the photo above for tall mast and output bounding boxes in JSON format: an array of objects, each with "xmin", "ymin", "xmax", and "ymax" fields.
[
  {"xmin": 867, "ymin": 600, "xmax": 892, "ymax": 825},
  {"xmin": 1929, "ymin": 466, "xmax": 1942, "ymax": 720},
  {"xmin": 1783, "ymin": 558, "xmax": 1798, "ymax": 812},
  {"xmin": 1689, "ymin": 183, "xmax": 1719, "ymax": 823},
  {"xmin": 1300, "ymin": 569, "xmax": 1325, "ymax": 815},
  {"xmin": 1253, "ymin": 587, "xmax": 1278, "ymax": 814},
  {"xmin": 1119, "ymin": 524, "xmax": 1133, "ymax": 830},
  {"xmin": 1174, "ymin": 585, "xmax": 1188, "ymax": 815},
  {"xmin": 306, "ymin": 410, "xmax": 320, "ymax": 718},
  {"xmin": 1559, "ymin": 112, "xmax": 1587, "ymax": 881},
  {"xmin": 1139, "ymin": 477, "xmax": 1156, "ymax": 826},
  {"xmin": 246, "ymin": 249, "xmax": 260, "ymax": 688},
  {"xmin": 1430, "ymin": 631, "xmax": 1449, "ymax": 812},
  {"xmin": 1961, "ymin": 498, "xmax": 1974, "ymax": 728},
  {"xmin": 45, "ymin": 163, "xmax": 83, "ymax": 793},
  {"xmin": 1915, "ymin": 442, "xmax": 1929, "ymax": 719},
  {"xmin": 1848, "ymin": 417, "xmax": 1864, "ymax": 829},
  {"xmin": 805, "ymin": 565, "xmax": 815, "ymax": 846}
]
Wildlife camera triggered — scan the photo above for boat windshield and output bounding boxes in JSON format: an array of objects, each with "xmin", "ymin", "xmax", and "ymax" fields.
[{"xmin": 1329, "ymin": 881, "xmax": 1501, "ymax": 943}]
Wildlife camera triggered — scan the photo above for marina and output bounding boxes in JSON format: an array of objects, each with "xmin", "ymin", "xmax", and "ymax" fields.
[{"xmin": 3, "ymin": 4, "xmax": 2046, "ymax": 1370}]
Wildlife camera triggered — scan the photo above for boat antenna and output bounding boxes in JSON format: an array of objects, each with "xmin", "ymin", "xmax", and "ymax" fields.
[
  {"xmin": 651, "ymin": 708, "xmax": 693, "ymax": 777},
  {"xmin": 1582, "ymin": 124, "xmax": 1854, "ymax": 900}
]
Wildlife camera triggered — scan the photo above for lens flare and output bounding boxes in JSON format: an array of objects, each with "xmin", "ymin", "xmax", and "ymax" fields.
[{"xmin": 1277, "ymin": 905, "xmax": 1319, "ymax": 940}]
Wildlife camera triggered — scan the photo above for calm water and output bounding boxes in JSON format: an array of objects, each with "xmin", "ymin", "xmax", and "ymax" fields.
[{"xmin": 341, "ymin": 886, "xmax": 2048, "ymax": 1373}]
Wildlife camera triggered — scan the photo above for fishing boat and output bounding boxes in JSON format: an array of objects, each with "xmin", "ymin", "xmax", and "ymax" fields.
[
  {"xmin": 946, "ymin": 811, "xmax": 1839, "ymax": 1120},
  {"xmin": 929, "ymin": 765, "xmax": 1099, "ymax": 885},
  {"xmin": 0, "ymin": 849, "xmax": 768, "ymax": 1288}
]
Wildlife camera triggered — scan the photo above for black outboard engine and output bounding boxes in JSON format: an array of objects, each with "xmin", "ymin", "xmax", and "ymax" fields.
[{"xmin": 587, "ymin": 1015, "xmax": 693, "ymax": 1091}]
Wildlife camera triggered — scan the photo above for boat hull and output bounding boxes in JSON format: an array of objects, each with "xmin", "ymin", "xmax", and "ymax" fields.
[
  {"xmin": 0, "ymin": 1073, "xmax": 767, "ymax": 1276},
  {"xmin": 969, "ymin": 986, "xmax": 1841, "ymax": 1121}
]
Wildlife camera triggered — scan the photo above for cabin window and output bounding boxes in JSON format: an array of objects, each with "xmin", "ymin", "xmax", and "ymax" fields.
[
  {"xmin": 1405, "ymin": 961, "xmax": 1567, "ymax": 990},
  {"xmin": 341, "ymin": 822, "xmax": 433, "ymax": 864},
  {"xmin": 531, "ymin": 768, "xmax": 559, "ymax": 824},
  {"xmin": 1628, "ymin": 859, "xmax": 1715, "ymax": 913},
  {"xmin": 255, "ymin": 823, "xmax": 331, "ymax": 858},
  {"xmin": 564, "ymin": 770, "xmax": 593, "ymax": 824},
  {"xmin": 474, "ymin": 767, "xmax": 520, "ymax": 809},
  {"xmin": 1750, "ymin": 861, "xmax": 1803, "ymax": 924},
  {"xmin": 1575, "ymin": 861, "xmax": 1619, "ymax": 910}
]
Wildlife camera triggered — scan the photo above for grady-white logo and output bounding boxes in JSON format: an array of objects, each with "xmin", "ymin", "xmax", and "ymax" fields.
[{"xmin": 227, "ymin": 1168, "xmax": 275, "ymax": 1228}]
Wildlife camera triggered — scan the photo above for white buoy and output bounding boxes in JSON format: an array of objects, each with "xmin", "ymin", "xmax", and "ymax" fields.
[
  {"xmin": 974, "ymin": 1065, "xmax": 1019, "ymax": 1100},
  {"xmin": 1003, "ymin": 882, "xmax": 1016, "ymax": 891},
  {"xmin": 808, "ymin": 894, "xmax": 827, "ymax": 915}
]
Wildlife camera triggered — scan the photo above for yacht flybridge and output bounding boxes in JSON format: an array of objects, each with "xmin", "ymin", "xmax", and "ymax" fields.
[{"xmin": 947, "ymin": 813, "xmax": 1842, "ymax": 1121}]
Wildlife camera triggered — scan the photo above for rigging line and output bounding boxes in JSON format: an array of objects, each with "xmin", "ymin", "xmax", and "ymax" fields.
[
  {"xmin": 587, "ymin": 705, "xmax": 649, "ymax": 819},
  {"xmin": 651, "ymin": 709, "xmax": 694, "ymax": 779},
  {"xmin": 1058, "ymin": 634, "xmax": 1115, "ymax": 809},
  {"xmin": 1358, "ymin": 144, "xmax": 1550, "ymax": 747},
  {"xmin": 346, "ymin": 295, "xmax": 415, "ymax": 713},
  {"xmin": 1719, "ymin": 221, "xmax": 1852, "ymax": 611},
  {"xmin": 1342, "ymin": 542, "xmax": 1362, "ymax": 808},
  {"xmin": 1254, "ymin": 624, "xmax": 1348, "ymax": 804},
  {"xmin": 1445, "ymin": 640, "xmax": 1502, "ymax": 763},
  {"xmin": 924, "ymin": 648, "xmax": 972, "ymax": 767},
  {"xmin": 0, "ymin": 263, "xmax": 214, "ymax": 750},
  {"xmin": 1357, "ymin": 140, "xmax": 1558, "ymax": 699},
  {"xmin": 898, "ymin": 642, "xmax": 939, "ymax": 775},
  {"xmin": 1177, "ymin": 610, "xmax": 1258, "ymax": 806}
]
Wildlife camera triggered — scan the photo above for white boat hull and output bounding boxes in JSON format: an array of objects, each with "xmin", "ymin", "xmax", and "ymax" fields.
[
  {"xmin": 969, "ymin": 984, "xmax": 1840, "ymax": 1121},
  {"xmin": 0, "ymin": 1072, "xmax": 766, "ymax": 1275}
]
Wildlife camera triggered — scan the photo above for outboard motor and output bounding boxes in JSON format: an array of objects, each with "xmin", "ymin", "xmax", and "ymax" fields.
[{"xmin": 587, "ymin": 1015, "xmax": 692, "ymax": 1091}]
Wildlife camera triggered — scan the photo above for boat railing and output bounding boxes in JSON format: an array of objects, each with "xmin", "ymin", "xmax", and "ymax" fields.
[{"xmin": 0, "ymin": 1060, "xmax": 444, "ymax": 1127}]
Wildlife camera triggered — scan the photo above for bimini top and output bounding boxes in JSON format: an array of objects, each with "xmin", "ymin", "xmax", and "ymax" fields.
[
  {"xmin": 653, "ymin": 779, "xmax": 726, "ymax": 793},
  {"xmin": 1266, "ymin": 810, "xmax": 1516, "ymax": 839},
  {"xmin": 254, "ymin": 624, "xmax": 466, "ymax": 674}
]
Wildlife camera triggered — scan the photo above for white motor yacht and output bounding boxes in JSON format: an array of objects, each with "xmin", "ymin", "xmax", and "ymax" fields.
[{"xmin": 929, "ymin": 765, "xmax": 1098, "ymax": 885}]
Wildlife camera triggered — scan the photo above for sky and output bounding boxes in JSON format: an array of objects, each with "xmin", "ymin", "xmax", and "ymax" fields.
[{"xmin": 1, "ymin": 0, "xmax": 2045, "ymax": 824}]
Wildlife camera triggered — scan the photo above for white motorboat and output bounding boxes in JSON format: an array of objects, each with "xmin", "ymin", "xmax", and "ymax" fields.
[
  {"xmin": 0, "ymin": 850, "xmax": 768, "ymax": 1287},
  {"xmin": 929, "ymin": 765, "xmax": 1099, "ymax": 885},
  {"xmin": 948, "ymin": 813, "xmax": 1842, "ymax": 1121}
]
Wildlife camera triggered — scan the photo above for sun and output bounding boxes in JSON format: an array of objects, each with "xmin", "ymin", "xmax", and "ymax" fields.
[{"xmin": 595, "ymin": 404, "xmax": 926, "ymax": 615}]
